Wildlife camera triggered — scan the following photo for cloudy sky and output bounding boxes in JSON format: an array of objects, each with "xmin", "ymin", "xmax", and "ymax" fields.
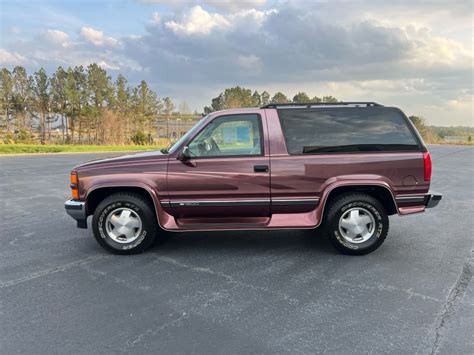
[{"xmin": 0, "ymin": 0, "xmax": 472, "ymax": 126}]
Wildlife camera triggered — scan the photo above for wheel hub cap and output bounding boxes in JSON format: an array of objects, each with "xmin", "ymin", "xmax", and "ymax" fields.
[
  {"xmin": 105, "ymin": 208, "xmax": 142, "ymax": 244},
  {"xmin": 338, "ymin": 207, "xmax": 376, "ymax": 244}
]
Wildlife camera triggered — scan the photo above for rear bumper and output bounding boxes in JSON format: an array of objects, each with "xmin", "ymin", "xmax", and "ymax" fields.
[
  {"xmin": 424, "ymin": 192, "xmax": 442, "ymax": 209},
  {"xmin": 395, "ymin": 191, "xmax": 442, "ymax": 214},
  {"xmin": 64, "ymin": 199, "xmax": 87, "ymax": 228}
]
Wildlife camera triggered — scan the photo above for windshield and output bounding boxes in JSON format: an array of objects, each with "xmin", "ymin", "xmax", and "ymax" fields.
[{"xmin": 167, "ymin": 115, "xmax": 209, "ymax": 154}]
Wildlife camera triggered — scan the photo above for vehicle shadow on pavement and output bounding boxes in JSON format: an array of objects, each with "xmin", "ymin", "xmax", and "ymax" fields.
[{"xmin": 149, "ymin": 229, "xmax": 338, "ymax": 256}]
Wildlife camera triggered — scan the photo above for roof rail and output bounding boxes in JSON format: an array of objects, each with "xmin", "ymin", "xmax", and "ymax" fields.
[{"xmin": 260, "ymin": 102, "xmax": 382, "ymax": 109}]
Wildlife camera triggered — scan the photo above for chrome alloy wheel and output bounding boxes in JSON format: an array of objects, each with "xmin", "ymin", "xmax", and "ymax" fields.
[
  {"xmin": 105, "ymin": 208, "xmax": 142, "ymax": 244},
  {"xmin": 338, "ymin": 207, "xmax": 376, "ymax": 244}
]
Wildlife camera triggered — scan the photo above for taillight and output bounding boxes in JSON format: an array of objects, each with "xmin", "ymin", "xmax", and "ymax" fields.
[
  {"xmin": 70, "ymin": 171, "xmax": 79, "ymax": 200},
  {"xmin": 423, "ymin": 152, "xmax": 432, "ymax": 181}
]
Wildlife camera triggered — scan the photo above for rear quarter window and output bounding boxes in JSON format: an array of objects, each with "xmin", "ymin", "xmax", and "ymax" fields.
[{"xmin": 277, "ymin": 107, "xmax": 421, "ymax": 154}]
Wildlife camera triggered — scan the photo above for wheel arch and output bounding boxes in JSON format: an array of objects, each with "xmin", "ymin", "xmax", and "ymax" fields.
[
  {"xmin": 85, "ymin": 184, "xmax": 164, "ymax": 229},
  {"xmin": 319, "ymin": 183, "xmax": 398, "ymax": 224}
]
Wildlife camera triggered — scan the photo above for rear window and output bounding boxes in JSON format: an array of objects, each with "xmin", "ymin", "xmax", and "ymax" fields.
[{"xmin": 277, "ymin": 107, "xmax": 421, "ymax": 154}]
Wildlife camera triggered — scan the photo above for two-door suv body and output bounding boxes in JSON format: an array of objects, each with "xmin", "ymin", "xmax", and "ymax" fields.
[{"xmin": 65, "ymin": 102, "xmax": 441, "ymax": 255}]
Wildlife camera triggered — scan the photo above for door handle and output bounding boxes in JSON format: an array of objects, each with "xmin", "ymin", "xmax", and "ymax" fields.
[{"xmin": 254, "ymin": 165, "xmax": 269, "ymax": 173}]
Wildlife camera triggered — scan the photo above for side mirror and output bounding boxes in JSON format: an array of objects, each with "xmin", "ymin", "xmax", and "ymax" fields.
[{"xmin": 177, "ymin": 146, "xmax": 190, "ymax": 161}]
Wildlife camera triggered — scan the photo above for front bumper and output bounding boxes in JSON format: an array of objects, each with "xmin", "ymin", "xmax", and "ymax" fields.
[
  {"xmin": 425, "ymin": 192, "xmax": 442, "ymax": 209},
  {"xmin": 64, "ymin": 199, "xmax": 87, "ymax": 228}
]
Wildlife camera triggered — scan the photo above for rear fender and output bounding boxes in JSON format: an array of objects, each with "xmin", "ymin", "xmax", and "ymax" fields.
[{"xmin": 316, "ymin": 178, "xmax": 397, "ymax": 228}]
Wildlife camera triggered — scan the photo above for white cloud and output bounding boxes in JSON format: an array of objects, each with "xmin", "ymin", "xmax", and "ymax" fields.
[
  {"xmin": 80, "ymin": 26, "xmax": 119, "ymax": 47},
  {"xmin": 151, "ymin": 12, "xmax": 161, "ymax": 25},
  {"xmin": 97, "ymin": 60, "xmax": 120, "ymax": 70},
  {"xmin": 0, "ymin": 48, "xmax": 27, "ymax": 65},
  {"xmin": 407, "ymin": 34, "xmax": 472, "ymax": 69},
  {"xmin": 1, "ymin": 0, "xmax": 472, "ymax": 125},
  {"xmin": 165, "ymin": 6, "xmax": 230, "ymax": 35},
  {"xmin": 200, "ymin": 0, "xmax": 267, "ymax": 12},
  {"xmin": 44, "ymin": 29, "xmax": 69, "ymax": 47},
  {"xmin": 227, "ymin": 8, "xmax": 277, "ymax": 29},
  {"xmin": 142, "ymin": 0, "xmax": 267, "ymax": 12},
  {"xmin": 163, "ymin": 5, "xmax": 276, "ymax": 36}
]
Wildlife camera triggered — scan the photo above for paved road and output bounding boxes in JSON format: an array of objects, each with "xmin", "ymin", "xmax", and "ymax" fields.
[{"xmin": 1, "ymin": 146, "xmax": 473, "ymax": 354}]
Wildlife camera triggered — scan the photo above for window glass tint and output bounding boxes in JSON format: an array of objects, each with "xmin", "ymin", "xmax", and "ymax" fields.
[
  {"xmin": 188, "ymin": 114, "xmax": 262, "ymax": 157},
  {"xmin": 277, "ymin": 107, "xmax": 419, "ymax": 154}
]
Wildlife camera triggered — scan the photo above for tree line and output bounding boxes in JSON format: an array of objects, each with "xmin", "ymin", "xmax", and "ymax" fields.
[
  {"xmin": 204, "ymin": 86, "xmax": 338, "ymax": 113},
  {"xmin": 3, "ymin": 64, "xmax": 465, "ymax": 146},
  {"xmin": 0, "ymin": 65, "xmax": 186, "ymax": 145},
  {"xmin": 0, "ymin": 65, "xmax": 342, "ymax": 145}
]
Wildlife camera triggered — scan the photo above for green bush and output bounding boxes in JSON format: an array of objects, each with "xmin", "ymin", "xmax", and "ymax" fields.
[
  {"xmin": 16, "ymin": 130, "xmax": 34, "ymax": 144},
  {"xmin": 130, "ymin": 131, "xmax": 147, "ymax": 145}
]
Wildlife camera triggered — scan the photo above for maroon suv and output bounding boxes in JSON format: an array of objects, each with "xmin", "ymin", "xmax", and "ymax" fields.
[{"xmin": 65, "ymin": 102, "xmax": 441, "ymax": 255}]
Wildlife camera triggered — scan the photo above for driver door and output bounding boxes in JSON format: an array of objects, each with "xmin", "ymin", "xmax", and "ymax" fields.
[{"xmin": 166, "ymin": 113, "xmax": 270, "ymax": 222}]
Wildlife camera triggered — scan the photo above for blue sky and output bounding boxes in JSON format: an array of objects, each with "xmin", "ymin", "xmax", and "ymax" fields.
[{"xmin": 1, "ymin": 0, "xmax": 472, "ymax": 126}]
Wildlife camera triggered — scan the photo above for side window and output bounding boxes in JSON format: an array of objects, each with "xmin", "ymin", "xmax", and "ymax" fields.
[
  {"xmin": 188, "ymin": 114, "xmax": 262, "ymax": 157},
  {"xmin": 277, "ymin": 107, "xmax": 420, "ymax": 154}
]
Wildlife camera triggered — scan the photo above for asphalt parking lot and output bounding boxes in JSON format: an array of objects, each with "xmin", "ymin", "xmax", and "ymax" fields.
[{"xmin": 1, "ymin": 145, "xmax": 473, "ymax": 354}]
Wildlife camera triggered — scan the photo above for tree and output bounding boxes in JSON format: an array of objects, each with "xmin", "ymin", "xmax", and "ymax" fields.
[
  {"xmin": 178, "ymin": 101, "xmax": 190, "ymax": 114},
  {"xmin": 113, "ymin": 74, "xmax": 130, "ymax": 143},
  {"xmin": 292, "ymin": 92, "xmax": 310, "ymax": 103},
  {"xmin": 51, "ymin": 66, "xmax": 68, "ymax": 142},
  {"xmin": 163, "ymin": 97, "xmax": 175, "ymax": 139},
  {"xmin": 11, "ymin": 66, "xmax": 33, "ymax": 133},
  {"xmin": 213, "ymin": 94, "xmax": 224, "ymax": 110},
  {"xmin": 0, "ymin": 68, "xmax": 14, "ymax": 133},
  {"xmin": 32, "ymin": 68, "xmax": 51, "ymax": 143},
  {"xmin": 261, "ymin": 91, "xmax": 270, "ymax": 106},
  {"xmin": 251, "ymin": 90, "xmax": 261, "ymax": 107},
  {"xmin": 409, "ymin": 115, "xmax": 428, "ymax": 137},
  {"xmin": 132, "ymin": 80, "xmax": 161, "ymax": 143},
  {"xmin": 310, "ymin": 96, "xmax": 322, "ymax": 103},
  {"xmin": 204, "ymin": 86, "xmax": 255, "ymax": 112},
  {"xmin": 408, "ymin": 115, "xmax": 439, "ymax": 143},
  {"xmin": 65, "ymin": 66, "xmax": 87, "ymax": 143},
  {"xmin": 322, "ymin": 95, "xmax": 338, "ymax": 103},
  {"xmin": 271, "ymin": 92, "xmax": 288, "ymax": 104},
  {"xmin": 1, "ymin": 64, "xmax": 180, "ymax": 145},
  {"xmin": 223, "ymin": 86, "xmax": 254, "ymax": 108},
  {"xmin": 87, "ymin": 64, "xmax": 113, "ymax": 143}
]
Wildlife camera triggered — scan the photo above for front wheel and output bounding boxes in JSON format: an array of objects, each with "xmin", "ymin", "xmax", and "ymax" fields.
[
  {"xmin": 324, "ymin": 193, "xmax": 389, "ymax": 255},
  {"xmin": 92, "ymin": 193, "xmax": 159, "ymax": 254}
]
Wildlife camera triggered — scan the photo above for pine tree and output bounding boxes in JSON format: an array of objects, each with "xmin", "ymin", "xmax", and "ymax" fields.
[
  {"xmin": 271, "ymin": 92, "xmax": 288, "ymax": 104},
  {"xmin": 32, "ymin": 68, "xmax": 51, "ymax": 143},
  {"xmin": 51, "ymin": 66, "xmax": 68, "ymax": 142}
]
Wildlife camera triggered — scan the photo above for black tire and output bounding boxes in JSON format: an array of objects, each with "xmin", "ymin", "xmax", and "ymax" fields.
[
  {"xmin": 324, "ymin": 193, "xmax": 389, "ymax": 255},
  {"xmin": 92, "ymin": 193, "xmax": 158, "ymax": 254}
]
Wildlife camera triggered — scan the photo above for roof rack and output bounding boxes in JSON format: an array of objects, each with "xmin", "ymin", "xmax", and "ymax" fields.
[{"xmin": 260, "ymin": 102, "xmax": 382, "ymax": 109}]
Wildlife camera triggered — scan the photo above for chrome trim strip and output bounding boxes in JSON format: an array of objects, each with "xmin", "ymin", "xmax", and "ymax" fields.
[
  {"xmin": 167, "ymin": 200, "xmax": 270, "ymax": 207},
  {"xmin": 162, "ymin": 199, "xmax": 320, "ymax": 208},
  {"xmin": 272, "ymin": 199, "xmax": 320, "ymax": 206}
]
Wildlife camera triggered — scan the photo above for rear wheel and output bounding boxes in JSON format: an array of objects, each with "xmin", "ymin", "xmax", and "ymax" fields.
[
  {"xmin": 92, "ymin": 193, "xmax": 158, "ymax": 254},
  {"xmin": 324, "ymin": 193, "xmax": 389, "ymax": 255}
]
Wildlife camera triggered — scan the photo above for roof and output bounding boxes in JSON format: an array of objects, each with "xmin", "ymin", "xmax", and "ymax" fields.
[{"xmin": 260, "ymin": 102, "xmax": 382, "ymax": 109}]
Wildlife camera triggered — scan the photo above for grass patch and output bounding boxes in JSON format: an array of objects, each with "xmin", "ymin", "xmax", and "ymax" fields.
[{"xmin": 0, "ymin": 144, "xmax": 164, "ymax": 154}]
